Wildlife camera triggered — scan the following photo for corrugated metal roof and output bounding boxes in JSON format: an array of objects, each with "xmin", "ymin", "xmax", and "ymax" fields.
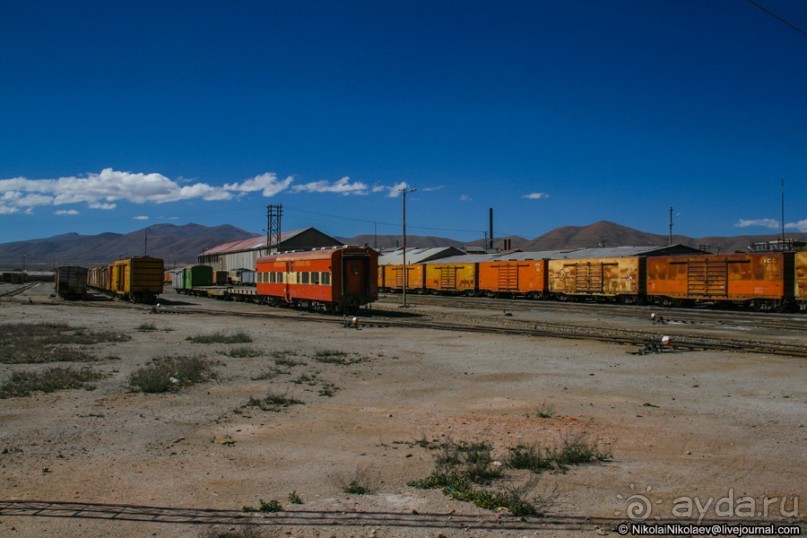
[
  {"xmin": 378, "ymin": 247, "xmax": 464, "ymax": 265},
  {"xmin": 425, "ymin": 253, "xmax": 503, "ymax": 264},
  {"xmin": 549, "ymin": 245, "xmax": 683, "ymax": 258},
  {"xmin": 200, "ymin": 229, "xmax": 308, "ymax": 256}
]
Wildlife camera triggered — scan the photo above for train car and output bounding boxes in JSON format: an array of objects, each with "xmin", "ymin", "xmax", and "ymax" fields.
[
  {"xmin": 110, "ymin": 256, "xmax": 164, "ymax": 303},
  {"xmin": 55, "ymin": 266, "xmax": 88, "ymax": 299},
  {"xmin": 548, "ymin": 256, "xmax": 644, "ymax": 303},
  {"xmin": 796, "ymin": 252, "xmax": 807, "ymax": 310},
  {"xmin": 170, "ymin": 268, "xmax": 185, "ymax": 291},
  {"xmin": 477, "ymin": 257, "xmax": 548, "ymax": 298},
  {"xmin": 423, "ymin": 258, "xmax": 478, "ymax": 295},
  {"xmin": 255, "ymin": 246, "xmax": 377, "ymax": 312},
  {"xmin": 182, "ymin": 265, "xmax": 213, "ymax": 290},
  {"xmin": 381, "ymin": 264, "xmax": 425, "ymax": 293},
  {"xmin": 646, "ymin": 252, "xmax": 793, "ymax": 310},
  {"xmin": 213, "ymin": 270, "xmax": 229, "ymax": 285}
]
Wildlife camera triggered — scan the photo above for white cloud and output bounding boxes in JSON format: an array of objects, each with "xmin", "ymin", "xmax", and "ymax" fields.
[
  {"xmin": 459, "ymin": 194, "xmax": 472, "ymax": 202},
  {"xmin": 735, "ymin": 218, "xmax": 780, "ymax": 229},
  {"xmin": 54, "ymin": 209, "xmax": 79, "ymax": 216},
  {"xmin": 522, "ymin": 192, "xmax": 550, "ymax": 200},
  {"xmin": 133, "ymin": 215, "xmax": 149, "ymax": 220},
  {"xmin": 89, "ymin": 202, "xmax": 117, "ymax": 210},
  {"xmin": 223, "ymin": 172, "xmax": 293, "ymax": 197},
  {"xmin": 291, "ymin": 176, "xmax": 369, "ymax": 196},
  {"xmin": 785, "ymin": 219, "xmax": 807, "ymax": 233},
  {"xmin": 385, "ymin": 182, "xmax": 410, "ymax": 198},
  {"xmin": 0, "ymin": 169, "xmax": 409, "ymax": 215}
]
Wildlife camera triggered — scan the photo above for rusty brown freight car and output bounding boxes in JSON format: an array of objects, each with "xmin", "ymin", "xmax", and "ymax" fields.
[
  {"xmin": 548, "ymin": 256, "xmax": 644, "ymax": 303},
  {"xmin": 646, "ymin": 252, "xmax": 793, "ymax": 310},
  {"xmin": 794, "ymin": 251, "xmax": 807, "ymax": 310}
]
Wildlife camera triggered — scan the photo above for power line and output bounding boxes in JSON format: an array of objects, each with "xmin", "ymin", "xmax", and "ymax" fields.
[
  {"xmin": 746, "ymin": 0, "xmax": 807, "ymax": 38},
  {"xmin": 282, "ymin": 204, "xmax": 488, "ymax": 235}
]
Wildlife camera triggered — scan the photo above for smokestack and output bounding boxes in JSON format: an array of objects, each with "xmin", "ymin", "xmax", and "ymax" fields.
[{"xmin": 489, "ymin": 208, "xmax": 493, "ymax": 250}]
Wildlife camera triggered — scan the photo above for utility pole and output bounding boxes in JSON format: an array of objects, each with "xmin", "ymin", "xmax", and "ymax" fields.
[
  {"xmin": 781, "ymin": 179, "xmax": 786, "ymax": 248},
  {"xmin": 400, "ymin": 186, "xmax": 416, "ymax": 308},
  {"xmin": 668, "ymin": 207, "xmax": 674, "ymax": 246}
]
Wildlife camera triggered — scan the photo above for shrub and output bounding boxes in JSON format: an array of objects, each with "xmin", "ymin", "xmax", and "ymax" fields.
[
  {"xmin": 0, "ymin": 367, "xmax": 106, "ymax": 398},
  {"xmin": 129, "ymin": 356, "xmax": 217, "ymax": 393},
  {"xmin": 0, "ymin": 322, "xmax": 128, "ymax": 364},
  {"xmin": 549, "ymin": 432, "xmax": 612, "ymax": 469},
  {"xmin": 224, "ymin": 347, "xmax": 263, "ymax": 358},
  {"xmin": 242, "ymin": 391, "xmax": 303, "ymax": 412},
  {"xmin": 186, "ymin": 331, "xmax": 252, "ymax": 344},
  {"xmin": 241, "ymin": 499, "xmax": 283, "ymax": 513},
  {"xmin": 506, "ymin": 444, "xmax": 554, "ymax": 473}
]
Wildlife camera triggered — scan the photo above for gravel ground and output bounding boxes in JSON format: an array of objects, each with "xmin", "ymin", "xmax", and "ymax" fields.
[{"xmin": 0, "ymin": 284, "xmax": 804, "ymax": 537}]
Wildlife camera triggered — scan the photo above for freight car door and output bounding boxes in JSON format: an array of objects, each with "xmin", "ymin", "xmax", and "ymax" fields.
[{"xmin": 343, "ymin": 257, "xmax": 369, "ymax": 297}]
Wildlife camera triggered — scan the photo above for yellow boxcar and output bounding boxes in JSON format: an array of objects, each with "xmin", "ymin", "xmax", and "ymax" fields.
[
  {"xmin": 424, "ymin": 261, "xmax": 477, "ymax": 294},
  {"xmin": 548, "ymin": 257, "xmax": 643, "ymax": 302},
  {"xmin": 382, "ymin": 264, "xmax": 424, "ymax": 292},
  {"xmin": 112, "ymin": 256, "xmax": 164, "ymax": 303},
  {"xmin": 795, "ymin": 251, "xmax": 807, "ymax": 310}
]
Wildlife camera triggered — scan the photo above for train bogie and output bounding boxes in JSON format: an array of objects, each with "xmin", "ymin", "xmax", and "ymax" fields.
[{"xmin": 548, "ymin": 257, "xmax": 643, "ymax": 302}]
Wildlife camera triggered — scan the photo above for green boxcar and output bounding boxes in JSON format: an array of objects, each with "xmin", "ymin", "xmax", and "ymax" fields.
[{"xmin": 182, "ymin": 265, "xmax": 213, "ymax": 290}]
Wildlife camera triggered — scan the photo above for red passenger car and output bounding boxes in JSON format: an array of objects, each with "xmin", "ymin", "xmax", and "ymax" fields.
[{"xmin": 255, "ymin": 246, "xmax": 378, "ymax": 312}]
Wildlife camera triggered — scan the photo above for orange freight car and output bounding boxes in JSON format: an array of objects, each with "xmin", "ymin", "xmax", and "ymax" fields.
[
  {"xmin": 646, "ymin": 252, "xmax": 793, "ymax": 310},
  {"xmin": 477, "ymin": 257, "xmax": 548, "ymax": 298}
]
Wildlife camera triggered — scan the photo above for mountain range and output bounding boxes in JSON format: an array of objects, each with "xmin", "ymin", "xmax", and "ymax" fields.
[{"xmin": 1, "ymin": 221, "xmax": 803, "ymax": 269}]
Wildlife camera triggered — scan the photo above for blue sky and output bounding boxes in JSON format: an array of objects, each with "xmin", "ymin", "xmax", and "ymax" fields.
[{"xmin": 1, "ymin": 0, "xmax": 805, "ymax": 244}]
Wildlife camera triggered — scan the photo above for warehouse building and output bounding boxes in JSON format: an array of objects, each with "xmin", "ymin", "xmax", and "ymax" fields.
[{"xmin": 197, "ymin": 227, "xmax": 343, "ymax": 272}]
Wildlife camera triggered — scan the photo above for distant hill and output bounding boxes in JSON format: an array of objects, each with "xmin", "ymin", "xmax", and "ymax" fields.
[
  {"xmin": 521, "ymin": 221, "xmax": 807, "ymax": 253},
  {"xmin": 3, "ymin": 221, "xmax": 804, "ymax": 270},
  {"xmin": 0, "ymin": 224, "xmax": 259, "ymax": 268}
]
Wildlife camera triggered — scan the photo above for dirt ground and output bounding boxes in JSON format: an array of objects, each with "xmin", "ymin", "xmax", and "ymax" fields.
[{"xmin": 0, "ymin": 283, "xmax": 804, "ymax": 537}]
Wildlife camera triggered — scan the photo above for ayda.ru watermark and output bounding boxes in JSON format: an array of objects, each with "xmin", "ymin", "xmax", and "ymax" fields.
[{"xmin": 616, "ymin": 484, "xmax": 800, "ymax": 523}]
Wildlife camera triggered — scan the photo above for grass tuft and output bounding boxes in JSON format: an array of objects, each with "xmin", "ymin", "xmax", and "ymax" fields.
[
  {"xmin": 0, "ymin": 322, "xmax": 129, "ymax": 364},
  {"xmin": 224, "ymin": 347, "xmax": 263, "ymax": 358},
  {"xmin": 0, "ymin": 367, "xmax": 106, "ymax": 398},
  {"xmin": 312, "ymin": 350, "xmax": 368, "ymax": 366},
  {"xmin": 129, "ymin": 356, "xmax": 217, "ymax": 393},
  {"xmin": 242, "ymin": 391, "xmax": 303, "ymax": 412},
  {"xmin": 186, "ymin": 331, "xmax": 252, "ymax": 344},
  {"xmin": 241, "ymin": 499, "xmax": 283, "ymax": 513}
]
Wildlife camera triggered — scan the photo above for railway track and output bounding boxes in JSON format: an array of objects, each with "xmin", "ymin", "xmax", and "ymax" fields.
[
  {"xmin": 379, "ymin": 293, "xmax": 807, "ymax": 332},
  {"xmin": 0, "ymin": 282, "xmax": 40, "ymax": 298},
  {"xmin": 2, "ymin": 500, "xmax": 800, "ymax": 533},
  {"xmin": 50, "ymin": 293, "xmax": 807, "ymax": 358}
]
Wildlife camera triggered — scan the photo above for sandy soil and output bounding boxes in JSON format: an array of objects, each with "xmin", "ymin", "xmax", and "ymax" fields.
[{"xmin": 0, "ymin": 284, "xmax": 804, "ymax": 537}]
